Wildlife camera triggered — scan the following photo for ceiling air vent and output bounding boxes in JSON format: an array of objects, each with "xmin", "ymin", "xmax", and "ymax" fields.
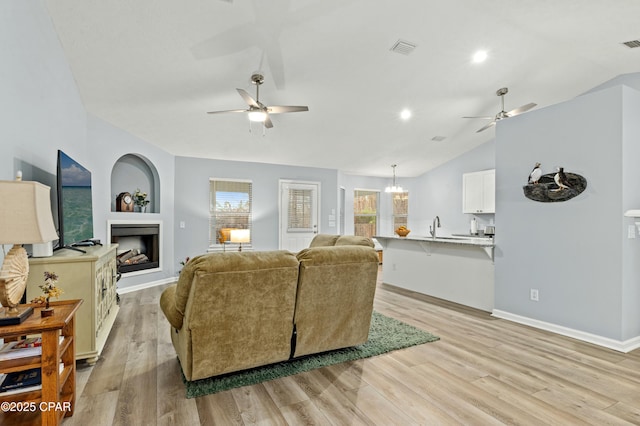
[
  {"xmin": 431, "ymin": 136, "xmax": 447, "ymax": 142},
  {"xmin": 390, "ymin": 39, "xmax": 417, "ymax": 55},
  {"xmin": 622, "ymin": 39, "xmax": 640, "ymax": 48}
]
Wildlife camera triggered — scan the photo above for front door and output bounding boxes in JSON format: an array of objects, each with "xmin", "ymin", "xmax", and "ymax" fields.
[{"xmin": 279, "ymin": 181, "xmax": 320, "ymax": 252}]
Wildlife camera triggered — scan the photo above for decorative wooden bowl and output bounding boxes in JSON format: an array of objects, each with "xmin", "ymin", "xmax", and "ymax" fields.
[{"xmin": 395, "ymin": 228, "xmax": 411, "ymax": 237}]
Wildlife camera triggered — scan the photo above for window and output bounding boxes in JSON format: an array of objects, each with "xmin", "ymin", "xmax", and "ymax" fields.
[
  {"xmin": 209, "ymin": 179, "xmax": 252, "ymax": 249},
  {"xmin": 354, "ymin": 190, "xmax": 379, "ymax": 238},
  {"xmin": 287, "ymin": 187, "xmax": 314, "ymax": 232},
  {"xmin": 392, "ymin": 191, "xmax": 409, "ymax": 229}
]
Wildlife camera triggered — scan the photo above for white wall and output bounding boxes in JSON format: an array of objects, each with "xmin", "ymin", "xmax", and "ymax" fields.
[
  {"xmin": 495, "ymin": 83, "xmax": 640, "ymax": 343},
  {"xmin": 0, "ymin": 1, "xmax": 86, "ymax": 265},
  {"xmin": 88, "ymin": 115, "xmax": 176, "ymax": 288},
  {"xmin": 173, "ymin": 156, "xmax": 339, "ymax": 262},
  {"xmin": 0, "ymin": 1, "xmax": 176, "ymax": 290},
  {"xmin": 412, "ymin": 141, "xmax": 495, "ymax": 237}
]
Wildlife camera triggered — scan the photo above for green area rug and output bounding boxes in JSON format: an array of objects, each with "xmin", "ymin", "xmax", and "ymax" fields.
[{"xmin": 183, "ymin": 311, "xmax": 439, "ymax": 398}]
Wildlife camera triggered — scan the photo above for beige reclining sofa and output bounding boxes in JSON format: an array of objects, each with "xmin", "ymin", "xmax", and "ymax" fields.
[{"xmin": 160, "ymin": 235, "xmax": 379, "ymax": 381}]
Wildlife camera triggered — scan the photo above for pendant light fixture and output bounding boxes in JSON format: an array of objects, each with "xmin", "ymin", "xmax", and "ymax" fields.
[{"xmin": 385, "ymin": 164, "xmax": 404, "ymax": 193}]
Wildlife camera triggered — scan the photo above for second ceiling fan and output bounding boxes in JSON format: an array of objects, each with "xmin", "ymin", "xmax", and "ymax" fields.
[
  {"xmin": 464, "ymin": 87, "xmax": 536, "ymax": 133},
  {"xmin": 207, "ymin": 73, "xmax": 308, "ymax": 129}
]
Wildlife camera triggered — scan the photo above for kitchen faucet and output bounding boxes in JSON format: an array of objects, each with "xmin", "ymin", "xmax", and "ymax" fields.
[{"xmin": 429, "ymin": 216, "xmax": 440, "ymax": 239}]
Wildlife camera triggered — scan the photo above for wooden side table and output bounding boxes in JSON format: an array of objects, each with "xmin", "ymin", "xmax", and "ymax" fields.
[{"xmin": 0, "ymin": 299, "xmax": 82, "ymax": 426}]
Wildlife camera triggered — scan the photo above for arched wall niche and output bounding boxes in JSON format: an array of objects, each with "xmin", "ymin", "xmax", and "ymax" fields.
[{"xmin": 110, "ymin": 153, "xmax": 161, "ymax": 213}]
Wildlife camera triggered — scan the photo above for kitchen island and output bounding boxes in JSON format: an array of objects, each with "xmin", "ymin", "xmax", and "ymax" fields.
[{"xmin": 375, "ymin": 235, "xmax": 495, "ymax": 311}]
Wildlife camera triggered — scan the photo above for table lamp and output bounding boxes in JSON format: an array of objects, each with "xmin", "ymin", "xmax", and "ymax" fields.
[
  {"xmin": 230, "ymin": 229, "xmax": 250, "ymax": 252},
  {"xmin": 0, "ymin": 180, "xmax": 59, "ymax": 325}
]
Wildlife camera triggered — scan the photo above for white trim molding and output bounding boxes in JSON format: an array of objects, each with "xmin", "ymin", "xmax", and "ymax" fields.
[
  {"xmin": 492, "ymin": 309, "xmax": 640, "ymax": 353},
  {"xmin": 117, "ymin": 277, "xmax": 175, "ymax": 295}
]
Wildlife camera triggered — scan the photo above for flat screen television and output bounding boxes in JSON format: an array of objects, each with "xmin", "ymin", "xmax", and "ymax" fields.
[{"xmin": 56, "ymin": 150, "xmax": 94, "ymax": 248}]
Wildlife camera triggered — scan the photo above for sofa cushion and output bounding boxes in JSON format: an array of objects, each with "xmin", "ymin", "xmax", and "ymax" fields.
[
  {"xmin": 293, "ymin": 245, "xmax": 379, "ymax": 357},
  {"xmin": 168, "ymin": 250, "xmax": 299, "ymax": 330},
  {"xmin": 335, "ymin": 235, "xmax": 374, "ymax": 247},
  {"xmin": 309, "ymin": 234, "xmax": 340, "ymax": 247}
]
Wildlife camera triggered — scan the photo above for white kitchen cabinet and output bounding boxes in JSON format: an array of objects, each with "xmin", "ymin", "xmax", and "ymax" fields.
[{"xmin": 463, "ymin": 169, "xmax": 495, "ymax": 214}]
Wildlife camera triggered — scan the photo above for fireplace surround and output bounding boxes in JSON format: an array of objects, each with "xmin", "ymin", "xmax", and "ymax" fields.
[{"xmin": 108, "ymin": 220, "xmax": 162, "ymax": 275}]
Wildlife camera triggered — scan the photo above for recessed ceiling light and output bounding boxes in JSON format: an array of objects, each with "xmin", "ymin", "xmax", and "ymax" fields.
[
  {"xmin": 400, "ymin": 109, "xmax": 412, "ymax": 120},
  {"xmin": 472, "ymin": 50, "xmax": 488, "ymax": 63}
]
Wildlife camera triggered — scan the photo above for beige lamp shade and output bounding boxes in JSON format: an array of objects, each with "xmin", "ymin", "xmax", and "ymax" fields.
[
  {"xmin": 0, "ymin": 180, "xmax": 58, "ymax": 315},
  {"xmin": 229, "ymin": 229, "xmax": 250, "ymax": 243},
  {"xmin": 0, "ymin": 180, "xmax": 59, "ymax": 244}
]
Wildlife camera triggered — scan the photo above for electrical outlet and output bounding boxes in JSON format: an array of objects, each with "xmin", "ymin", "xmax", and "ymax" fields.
[
  {"xmin": 629, "ymin": 224, "xmax": 636, "ymax": 239},
  {"xmin": 530, "ymin": 289, "xmax": 539, "ymax": 302}
]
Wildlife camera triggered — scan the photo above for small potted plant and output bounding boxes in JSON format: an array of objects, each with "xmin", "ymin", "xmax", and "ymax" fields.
[
  {"xmin": 31, "ymin": 271, "xmax": 64, "ymax": 317},
  {"xmin": 178, "ymin": 256, "xmax": 190, "ymax": 274},
  {"xmin": 133, "ymin": 188, "xmax": 150, "ymax": 213}
]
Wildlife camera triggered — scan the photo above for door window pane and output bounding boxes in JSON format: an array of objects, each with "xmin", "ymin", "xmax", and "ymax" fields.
[{"xmin": 354, "ymin": 190, "xmax": 378, "ymax": 238}]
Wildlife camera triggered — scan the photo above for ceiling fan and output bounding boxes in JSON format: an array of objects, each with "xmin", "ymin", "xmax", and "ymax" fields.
[
  {"xmin": 207, "ymin": 73, "xmax": 308, "ymax": 129},
  {"xmin": 464, "ymin": 87, "xmax": 536, "ymax": 133}
]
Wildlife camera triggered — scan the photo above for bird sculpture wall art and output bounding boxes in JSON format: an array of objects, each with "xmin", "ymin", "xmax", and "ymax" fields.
[
  {"xmin": 528, "ymin": 162, "xmax": 542, "ymax": 184},
  {"xmin": 553, "ymin": 167, "xmax": 571, "ymax": 191},
  {"xmin": 523, "ymin": 164, "xmax": 586, "ymax": 203}
]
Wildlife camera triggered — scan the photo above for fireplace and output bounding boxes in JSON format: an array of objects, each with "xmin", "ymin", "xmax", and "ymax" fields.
[{"xmin": 109, "ymin": 221, "xmax": 161, "ymax": 274}]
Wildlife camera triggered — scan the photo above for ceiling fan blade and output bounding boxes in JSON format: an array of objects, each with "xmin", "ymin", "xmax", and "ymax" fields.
[
  {"xmin": 268, "ymin": 105, "xmax": 309, "ymax": 114},
  {"xmin": 476, "ymin": 121, "xmax": 496, "ymax": 133},
  {"xmin": 263, "ymin": 113, "xmax": 274, "ymax": 129},
  {"xmin": 237, "ymin": 89, "xmax": 260, "ymax": 108},
  {"xmin": 206, "ymin": 109, "xmax": 247, "ymax": 114},
  {"xmin": 507, "ymin": 102, "xmax": 537, "ymax": 116},
  {"xmin": 463, "ymin": 116, "xmax": 493, "ymax": 120}
]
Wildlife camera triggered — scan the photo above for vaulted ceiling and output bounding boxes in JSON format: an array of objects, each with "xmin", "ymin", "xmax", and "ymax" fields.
[{"xmin": 45, "ymin": 0, "xmax": 640, "ymax": 178}]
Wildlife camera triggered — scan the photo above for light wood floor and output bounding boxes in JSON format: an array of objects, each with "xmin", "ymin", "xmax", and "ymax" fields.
[{"xmin": 61, "ymin": 273, "xmax": 640, "ymax": 425}]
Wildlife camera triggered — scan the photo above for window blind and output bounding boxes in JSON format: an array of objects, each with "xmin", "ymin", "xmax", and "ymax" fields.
[
  {"xmin": 287, "ymin": 188, "xmax": 313, "ymax": 232},
  {"xmin": 209, "ymin": 179, "xmax": 252, "ymax": 247},
  {"xmin": 392, "ymin": 191, "xmax": 409, "ymax": 229}
]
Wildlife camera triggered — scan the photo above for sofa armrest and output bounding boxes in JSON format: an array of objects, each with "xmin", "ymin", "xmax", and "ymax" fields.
[{"xmin": 160, "ymin": 284, "xmax": 183, "ymax": 329}]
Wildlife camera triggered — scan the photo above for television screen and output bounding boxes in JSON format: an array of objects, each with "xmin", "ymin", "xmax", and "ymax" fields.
[{"xmin": 57, "ymin": 150, "xmax": 94, "ymax": 247}]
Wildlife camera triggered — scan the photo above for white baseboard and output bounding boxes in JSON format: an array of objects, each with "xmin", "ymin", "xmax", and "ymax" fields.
[
  {"xmin": 492, "ymin": 309, "xmax": 640, "ymax": 353},
  {"xmin": 117, "ymin": 277, "xmax": 176, "ymax": 295}
]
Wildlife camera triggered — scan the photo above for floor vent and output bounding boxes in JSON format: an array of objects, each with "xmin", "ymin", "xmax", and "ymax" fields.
[
  {"xmin": 390, "ymin": 39, "xmax": 417, "ymax": 55},
  {"xmin": 622, "ymin": 39, "xmax": 640, "ymax": 48}
]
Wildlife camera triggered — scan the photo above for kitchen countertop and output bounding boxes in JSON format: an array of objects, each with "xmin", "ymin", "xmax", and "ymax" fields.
[
  {"xmin": 375, "ymin": 234, "xmax": 495, "ymax": 311},
  {"xmin": 374, "ymin": 234, "xmax": 495, "ymax": 248}
]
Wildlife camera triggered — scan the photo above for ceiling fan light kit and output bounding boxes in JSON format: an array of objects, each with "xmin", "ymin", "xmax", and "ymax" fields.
[
  {"xmin": 207, "ymin": 73, "xmax": 308, "ymax": 130},
  {"xmin": 248, "ymin": 110, "xmax": 267, "ymax": 122}
]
